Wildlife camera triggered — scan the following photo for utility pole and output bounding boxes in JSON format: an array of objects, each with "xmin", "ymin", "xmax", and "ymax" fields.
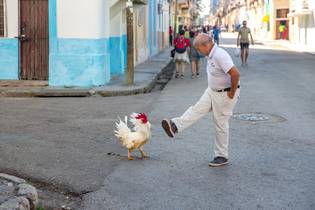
[{"xmin": 126, "ymin": 0, "xmax": 134, "ymax": 85}]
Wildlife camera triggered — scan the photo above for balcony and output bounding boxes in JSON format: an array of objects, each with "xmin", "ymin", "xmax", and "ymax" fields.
[
  {"xmin": 178, "ymin": 0, "xmax": 189, "ymax": 9},
  {"xmin": 133, "ymin": 0, "xmax": 147, "ymax": 5}
]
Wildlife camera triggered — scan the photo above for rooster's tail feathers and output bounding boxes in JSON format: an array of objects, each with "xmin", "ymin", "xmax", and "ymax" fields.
[{"xmin": 114, "ymin": 116, "xmax": 131, "ymax": 145}]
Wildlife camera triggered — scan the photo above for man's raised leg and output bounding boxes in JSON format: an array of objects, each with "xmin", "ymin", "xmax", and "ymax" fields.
[{"xmin": 162, "ymin": 88, "xmax": 212, "ymax": 137}]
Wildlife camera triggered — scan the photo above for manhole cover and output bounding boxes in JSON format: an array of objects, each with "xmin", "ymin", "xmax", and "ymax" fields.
[{"xmin": 232, "ymin": 113, "xmax": 286, "ymax": 123}]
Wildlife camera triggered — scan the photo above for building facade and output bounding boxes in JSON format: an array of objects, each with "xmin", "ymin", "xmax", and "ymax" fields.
[
  {"xmin": 0, "ymin": 0, "xmax": 172, "ymax": 87},
  {"xmin": 288, "ymin": 0, "xmax": 315, "ymax": 48},
  {"xmin": 214, "ymin": 0, "xmax": 315, "ymax": 51}
]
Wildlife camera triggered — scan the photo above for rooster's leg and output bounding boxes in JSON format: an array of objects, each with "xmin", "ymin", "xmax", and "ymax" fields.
[
  {"xmin": 139, "ymin": 147, "xmax": 150, "ymax": 159},
  {"xmin": 128, "ymin": 150, "xmax": 134, "ymax": 160}
]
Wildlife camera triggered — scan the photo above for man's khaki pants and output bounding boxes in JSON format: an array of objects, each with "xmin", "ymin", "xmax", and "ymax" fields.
[{"xmin": 172, "ymin": 87, "xmax": 240, "ymax": 159}]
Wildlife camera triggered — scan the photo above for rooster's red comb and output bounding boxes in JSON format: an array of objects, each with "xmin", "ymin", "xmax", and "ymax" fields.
[{"xmin": 135, "ymin": 113, "xmax": 148, "ymax": 123}]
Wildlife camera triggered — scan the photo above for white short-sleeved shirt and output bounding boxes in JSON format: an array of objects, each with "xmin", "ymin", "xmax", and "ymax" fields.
[{"xmin": 207, "ymin": 44, "xmax": 235, "ymax": 90}]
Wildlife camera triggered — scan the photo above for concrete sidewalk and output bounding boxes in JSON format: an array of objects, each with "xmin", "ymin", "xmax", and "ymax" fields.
[
  {"xmin": 256, "ymin": 38, "xmax": 315, "ymax": 55},
  {"xmin": 0, "ymin": 48, "xmax": 172, "ymax": 97}
]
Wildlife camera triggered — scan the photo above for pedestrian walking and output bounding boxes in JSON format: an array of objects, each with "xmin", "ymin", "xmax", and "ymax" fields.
[
  {"xmin": 173, "ymin": 30, "xmax": 190, "ymax": 79},
  {"xmin": 162, "ymin": 33, "xmax": 240, "ymax": 167},
  {"xmin": 278, "ymin": 22, "xmax": 286, "ymax": 40},
  {"xmin": 169, "ymin": 26, "xmax": 173, "ymax": 46},
  {"xmin": 237, "ymin": 20, "xmax": 254, "ymax": 66},
  {"xmin": 212, "ymin": 25, "xmax": 221, "ymax": 45},
  {"xmin": 202, "ymin": 26, "xmax": 208, "ymax": 34},
  {"xmin": 184, "ymin": 26, "xmax": 190, "ymax": 39},
  {"xmin": 189, "ymin": 31, "xmax": 201, "ymax": 79}
]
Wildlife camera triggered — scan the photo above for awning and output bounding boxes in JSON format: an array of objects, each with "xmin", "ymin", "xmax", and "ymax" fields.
[{"xmin": 288, "ymin": 9, "xmax": 313, "ymax": 17}]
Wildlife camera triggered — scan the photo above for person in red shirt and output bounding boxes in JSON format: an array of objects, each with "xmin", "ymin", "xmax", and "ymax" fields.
[{"xmin": 173, "ymin": 30, "xmax": 190, "ymax": 79}]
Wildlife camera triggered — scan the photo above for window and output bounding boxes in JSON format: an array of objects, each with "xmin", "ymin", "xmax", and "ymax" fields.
[
  {"xmin": 0, "ymin": 0, "xmax": 5, "ymax": 37},
  {"xmin": 276, "ymin": 9, "xmax": 289, "ymax": 19}
]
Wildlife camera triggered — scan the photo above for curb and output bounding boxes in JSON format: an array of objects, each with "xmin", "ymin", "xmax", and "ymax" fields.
[
  {"xmin": 96, "ymin": 66, "xmax": 165, "ymax": 97},
  {"xmin": 0, "ymin": 60, "xmax": 172, "ymax": 98},
  {"xmin": 0, "ymin": 89, "xmax": 94, "ymax": 98}
]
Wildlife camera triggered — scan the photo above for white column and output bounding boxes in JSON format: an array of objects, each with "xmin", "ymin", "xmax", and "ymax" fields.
[{"xmin": 5, "ymin": 0, "xmax": 18, "ymax": 38}]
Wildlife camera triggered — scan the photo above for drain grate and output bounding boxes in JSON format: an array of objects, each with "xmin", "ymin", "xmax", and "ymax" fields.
[
  {"xmin": 232, "ymin": 113, "xmax": 286, "ymax": 123},
  {"xmin": 233, "ymin": 113, "xmax": 269, "ymax": 121}
]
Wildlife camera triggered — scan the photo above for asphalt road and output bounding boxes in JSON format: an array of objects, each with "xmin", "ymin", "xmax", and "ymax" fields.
[{"xmin": 1, "ymin": 33, "xmax": 315, "ymax": 210}]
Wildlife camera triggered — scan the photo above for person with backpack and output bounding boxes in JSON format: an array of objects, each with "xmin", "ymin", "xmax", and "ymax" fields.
[{"xmin": 174, "ymin": 30, "xmax": 190, "ymax": 79}]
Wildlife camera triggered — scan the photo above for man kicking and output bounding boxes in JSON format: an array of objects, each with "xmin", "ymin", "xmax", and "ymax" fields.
[{"xmin": 162, "ymin": 33, "xmax": 240, "ymax": 167}]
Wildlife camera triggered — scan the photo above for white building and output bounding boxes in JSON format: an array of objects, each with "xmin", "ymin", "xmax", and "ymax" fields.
[
  {"xmin": 288, "ymin": 0, "xmax": 315, "ymax": 49},
  {"xmin": 0, "ymin": 0, "xmax": 171, "ymax": 87}
]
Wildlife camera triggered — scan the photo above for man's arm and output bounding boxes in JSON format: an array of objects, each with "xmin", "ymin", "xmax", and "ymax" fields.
[
  {"xmin": 249, "ymin": 31, "xmax": 254, "ymax": 45},
  {"xmin": 227, "ymin": 66, "xmax": 240, "ymax": 99},
  {"xmin": 237, "ymin": 32, "xmax": 240, "ymax": 46}
]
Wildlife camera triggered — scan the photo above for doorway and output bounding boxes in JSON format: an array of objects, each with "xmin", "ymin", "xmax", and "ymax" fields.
[{"xmin": 20, "ymin": 0, "xmax": 49, "ymax": 80}]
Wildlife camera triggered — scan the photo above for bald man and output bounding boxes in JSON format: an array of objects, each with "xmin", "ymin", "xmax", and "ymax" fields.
[{"xmin": 162, "ymin": 33, "xmax": 240, "ymax": 167}]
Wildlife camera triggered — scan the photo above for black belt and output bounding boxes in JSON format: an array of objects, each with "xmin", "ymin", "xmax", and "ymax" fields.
[{"xmin": 215, "ymin": 85, "xmax": 240, "ymax": 92}]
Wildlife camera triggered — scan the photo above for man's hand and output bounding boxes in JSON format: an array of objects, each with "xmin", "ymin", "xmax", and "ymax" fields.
[
  {"xmin": 227, "ymin": 91, "xmax": 235, "ymax": 99},
  {"xmin": 237, "ymin": 32, "xmax": 240, "ymax": 47},
  {"xmin": 227, "ymin": 66, "xmax": 240, "ymax": 99},
  {"xmin": 250, "ymin": 32, "xmax": 254, "ymax": 45}
]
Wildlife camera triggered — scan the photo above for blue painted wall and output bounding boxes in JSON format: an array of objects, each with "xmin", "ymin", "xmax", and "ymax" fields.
[
  {"xmin": 122, "ymin": 35, "xmax": 127, "ymax": 70},
  {"xmin": 49, "ymin": 38, "xmax": 110, "ymax": 87},
  {"xmin": 109, "ymin": 34, "xmax": 127, "ymax": 76},
  {"xmin": 0, "ymin": 0, "xmax": 127, "ymax": 86},
  {"xmin": 48, "ymin": 0, "xmax": 127, "ymax": 87},
  {"xmin": 49, "ymin": 35, "xmax": 127, "ymax": 86},
  {"xmin": 48, "ymin": 0, "xmax": 111, "ymax": 87},
  {"xmin": 0, "ymin": 38, "xmax": 19, "ymax": 80}
]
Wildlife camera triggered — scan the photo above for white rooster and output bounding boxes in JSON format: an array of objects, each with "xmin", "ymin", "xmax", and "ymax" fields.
[{"xmin": 114, "ymin": 113, "xmax": 151, "ymax": 160}]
